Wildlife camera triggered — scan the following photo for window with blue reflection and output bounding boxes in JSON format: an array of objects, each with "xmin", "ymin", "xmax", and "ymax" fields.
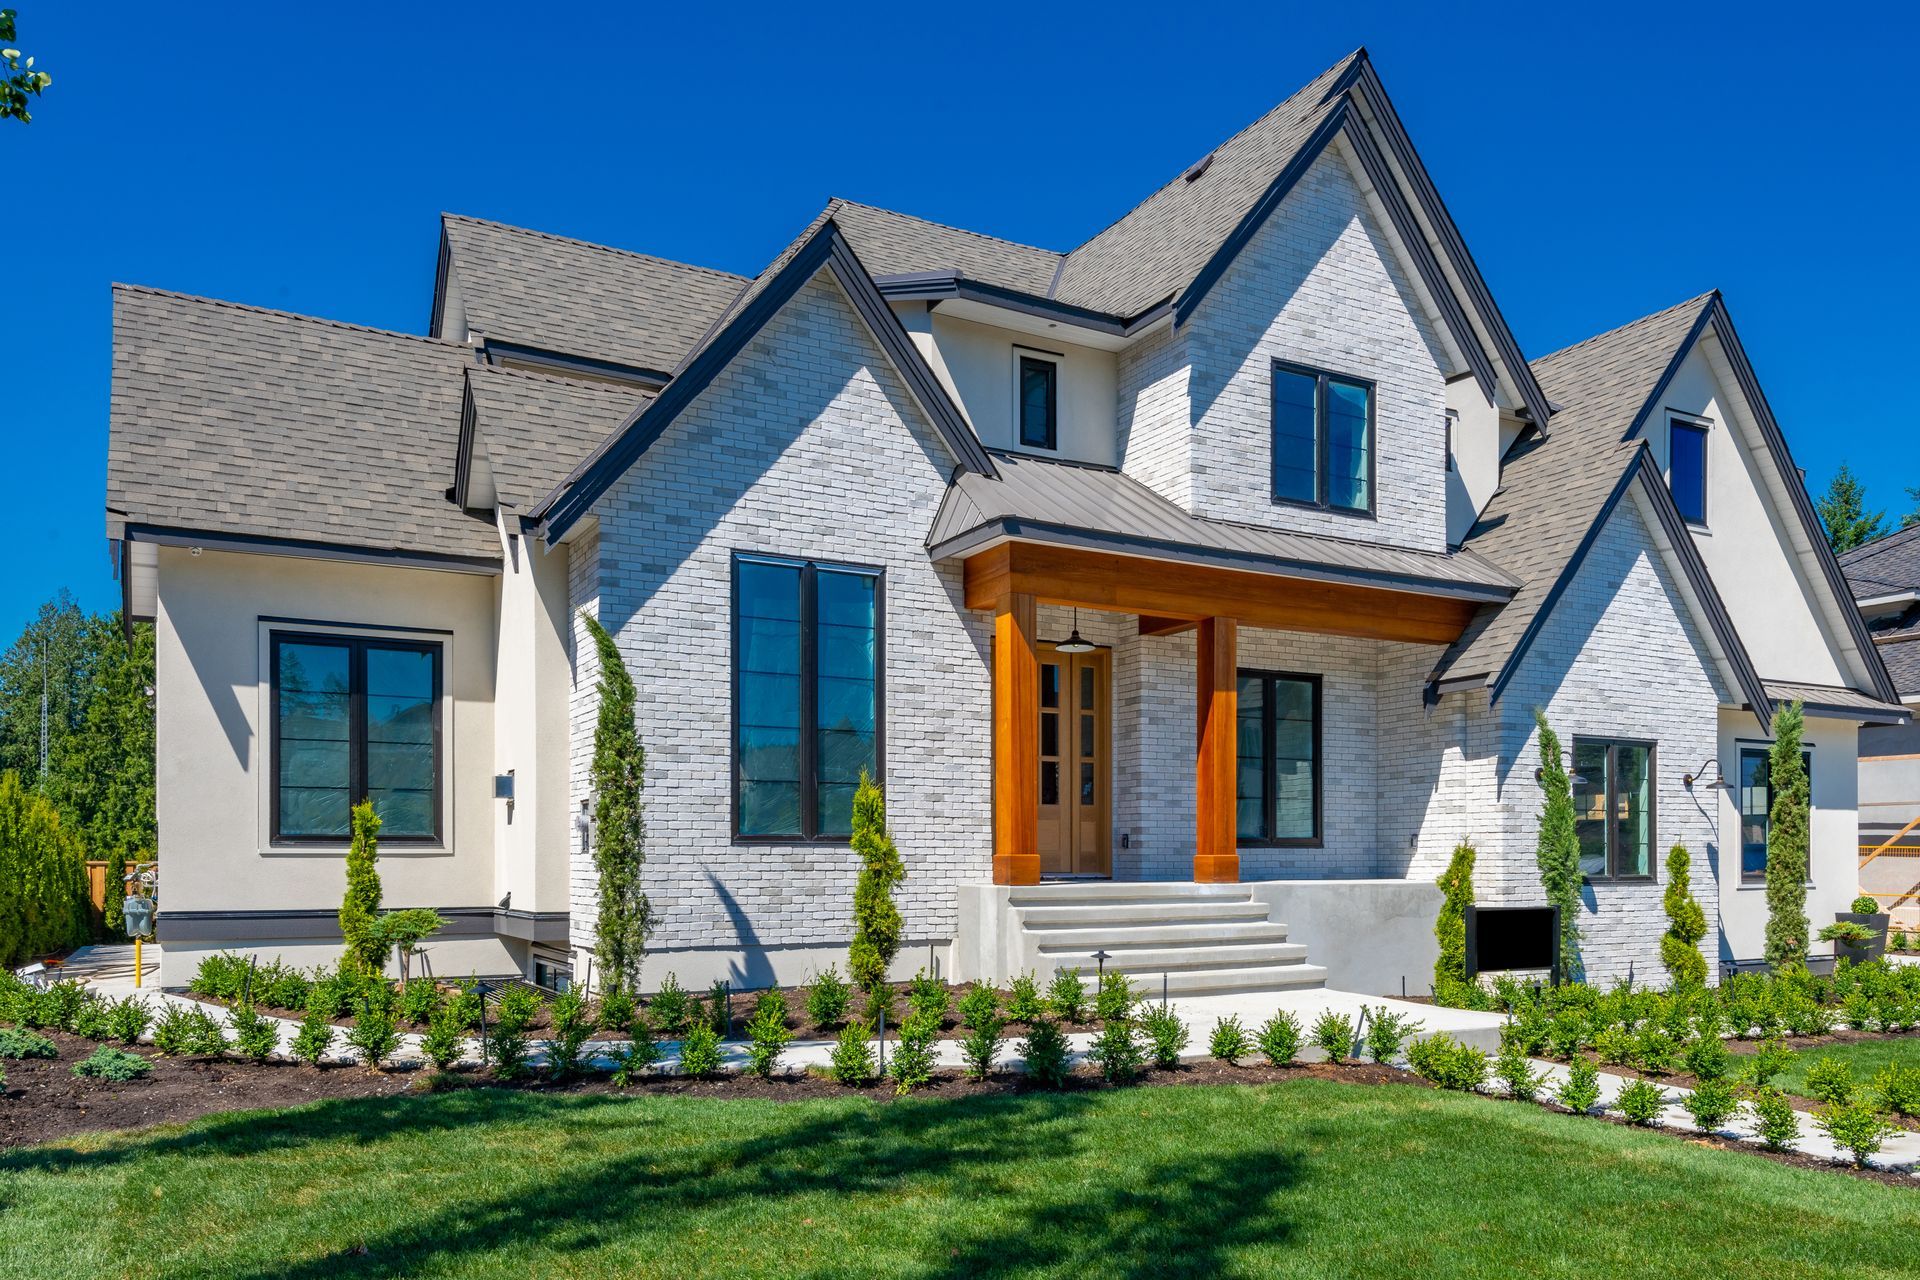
[
  {"xmin": 1271, "ymin": 362, "xmax": 1372, "ymax": 513},
  {"xmin": 1670, "ymin": 418, "xmax": 1708, "ymax": 525}
]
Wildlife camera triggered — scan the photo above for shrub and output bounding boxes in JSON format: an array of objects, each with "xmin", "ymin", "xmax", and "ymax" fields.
[
  {"xmin": 1780, "ymin": 992, "xmax": 1835, "ymax": 1037},
  {"xmin": 545, "ymin": 988, "xmax": 598, "ymax": 1079},
  {"xmin": 1310, "ymin": 1010, "xmax": 1355, "ymax": 1063},
  {"xmin": 1681, "ymin": 1075, "xmax": 1739, "ymax": 1132},
  {"xmin": 182, "ymin": 1007, "xmax": 228, "ymax": 1058},
  {"xmin": 1660, "ymin": 844, "xmax": 1709, "ymax": 988},
  {"xmin": 859, "ymin": 984, "xmax": 895, "ymax": 1032},
  {"xmin": 1842, "ymin": 989, "xmax": 1878, "ymax": 1032},
  {"xmin": 445, "ymin": 983, "xmax": 482, "ymax": 1033},
  {"xmin": 71, "ymin": 995, "xmax": 114, "ymax": 1041},
  {"xmin": 1683, "ymin": 1034, "xmax": 1731, "ymax": 1083},
  {"xmin": 487, "ymin": 1023, "xmax": 531, "ymax": 1081},
  {"xmin": 804, "ymin": 967, "xmax": 852, "ymax": 1029},
  {"xmin": 1894, "ymin": 929, "xmax": 1911, "ymax": 953},
  {"xmin": 648, "ymin": 974, "xmax": 692, "ymax": 1036},
  {"xmin": 1018, "ymin": 1019, "xmax": 1071, "ymax": 1090},
  {"xmin": 345, "ymin": 995, "xmax": 401, "ymax": 1070},
  {"xmin": 260, "ymin": 962, "xmax": 311, "ymax": 1012},
  {"xmin": 1613, "ymin": 1078, "xmax": 1668, "ymax": 1126},
  {"xmin": 1545, "ymin": 1014, "xmax": 1587, "ymax": 1060},
  {"xmin": 0, "ymin": 1026, "xmax": 56, "ymax": 1059},
  {"xmin": 1817, "ymin": 1100, "xmax": 1892, "ymax": 1167},
  {"xmin": 1209, "ymin": 1015, "xmax": 1252, "ymax": 1065},
  {"xmin": 1140, "ymin": 1004, "xmax": 1189, "ymax": 1069},
  {"xmin": 227, "ymin": 1003, "xmax": 279, "ymax": 1063},
  {"xmin": 597, "ymin": 986, "xmax": 636, "ymax": 1034},
  {"xmin": 1763, "ymin": 702, "xmax": 1811, "ymax": 968},
  {"xmin": 1405, "ymin": 1033, "xmax": 1489, "ymax": 1091},
  {"xmin": 420, "ymin": 1001, "xmax": 467, "ymax": 1071},
  {"xmin": 493, "ymin": 984, "xmax": 541, "ymax": 1033},
  {"xmin": 37, "ymin": 980, "xmax": 87, "ymax": 1032},
  {"xmin": 1256, "ymin": 1011, "xmax": 1303, "ymax": 1066},
  {"xmin": 610, "ymin": 1015, "xmax": 663, "ymax": 1086},
  {"xmin": 150, "ymin": 1003, "xmax": 194, "ymax": 1056},
  {"xmin": 1046, "ymin": 968, "xmax": 1087, "ymax": 1024},
  {"xmin": 0, "ymin": 772, "xmax": 92, "ymax": 967},
  {"xmin": 399, "ymin": 978, "xmax": 442, "ymax": 1027},
  {"xmin": 581, "ymin": 613, "xmax": 653, "ymax": 995},
  {"xmin": 1556, "ymin": 1057, "xmax": 1602, "ymax": 1113},
  {"xmin": 289, "ymin": 1009, "xmax": 334, "ymax": 1065},
  {"xmin": 1494, "ymin": 1043, "xmax": 1544, "ymax": 1101},
  {"xmin": 1094, "ymin": 970, "xmax": 1135, "ymax": 1023},
  {"xmin": 1533, "ymin": 713, "xmax": 1584, "ymax": 983},
  {"xmin": 827, "ymin": 1023, "xmax": 877, "ymax": 1087},
  {"xmin": 847, "ymin": 771, "xmax": 906, "ymax": 996},
  {"xmin": 957, "ymin": 980, "xmax": 1000, "ymax": 1033},
  {"xmin": 1087, "ymin": 1019, "xmax": 1144, "ymax": 1085},
  {"xmin": 1594, "ymin": 1025, "xmax": 1635, "ymax": 1067},
  {"xmin": 1750, "ymin": 1087, "xmax": 1801, "ymax": 1152},
  {"xmin": 1871, "ymin": 1062, "xmax": 1920, "ymax": 1118},
  {"xmin": 887, "ymin": 1009, "xmax": 939, "ymax": 1095},
  {"xmin": 706, "ymin": 980, "xmax": 733, "ymax": 1036},
  {"xmin": 744, "ymin": 991, "xmax": 790, "ymax": 1080},
  {"xmin": 189, "ymin": 951, "xmax": 248, "ymax": 1000},
  {"xmin": 104, "ymin": 996, "xmax": 155, "ymax": 1046},
  {"xmin": 959, "ymin": 1009, "xmax": 1004, "ymax": 1081},
  {"xmin": 340, "ymin": 800, "xmax": 385, "ymax": 975},
  {"xmin": 1633, "ymin": 1027, "xmax": 1682, "ymax": 1076},
  {"xmin": 1851, "ymin": 894, "xmax": 1881, "ymax": 915},
  {"xmin": 1007, "ymin": 972, "xmax": 1045, "ymax": 1024},
  {"xmin": 677, "ymin": 1020, "xmax": 723, "ymax": 1079},
  {"xmin": 1434, "ymin": 842, "xmax": 1475, "ymax": 991},
  {"xmin": 1742, "ymin": 1038, "xmax": 1796, "ymax": 1090},
  {"xmin": 1503, "ymin": 1003, "xmax": 1551, "ymax": 1057},
  {"xmin": 304, "ymin": 966, "xmax": 359, "ymax": 1021},
  {"xmin": 1803, "ymin": 1055, "xmax": 1856, "ymax": 1106},
  {"xmin": 907, "ymin": 970, "xmax": 950, "ymax": 1025},
  {"xmin": 70, "ymin": 1046, "xmax": 150, "ymax": 1082}
]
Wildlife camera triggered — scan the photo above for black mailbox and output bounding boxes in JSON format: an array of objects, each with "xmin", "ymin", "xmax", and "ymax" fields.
[{"xmin": 1464, "ymin": 905, "xmax": 1560, "ymax": 983}]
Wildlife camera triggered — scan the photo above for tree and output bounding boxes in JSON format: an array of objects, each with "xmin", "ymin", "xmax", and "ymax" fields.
[
  {"xmin": 1660, "ymin": 844, "xmax": 1708, "ymax": 988},
  {"xmin": 1904, "ymin": 486, "xmax": 1920, "ymax": 532},
  {"xmin": 1534, "ymin": 711, "xmax": 1583, "ymax": 983},
  {"xmin": 1433, "ymin": 842, "xmax": 1475, "ymax": 994},
  {"xmin": 0, "ymin": 770, "xmax": 90, "ymax": 966},
  {"xmin": 581, "ymin": 613, "xmax": 650, "ymax": 995},
  {"xmin": 339, "ymin": 800, "xmax": 384, "ymax": 973},
  {"xmin": 0, "ymin": 10, "xmax": 52, "ymax": 124},
  {"xmin": 847, "ymin": 771, "xmax": 905, "ymax": 995},
  {"xmin": 1764, "ymin": 701, "xmax": 1812, "ymax": 969},
  {"xmin": 1814, "ymin": 464, "xmax": 1885, "ymax": 554}
]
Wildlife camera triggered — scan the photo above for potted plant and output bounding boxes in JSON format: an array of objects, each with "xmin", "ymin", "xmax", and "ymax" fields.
[{"xmin": 1829, "ymin": 894, "xmax": 1890, "ymax": 964}]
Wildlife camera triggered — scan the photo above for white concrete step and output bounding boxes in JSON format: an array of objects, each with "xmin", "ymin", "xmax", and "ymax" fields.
[
  {"xmin": 1033, "ymin": 921, "xmax": 1293, "ymax": 951},
  {"xmin": 1016, "ymin": 901, "xmax": 1271, "ymax": 928},
  {"xmin": 1121, "ymin": 963, "xmax": 1330, "ymax": 997},
  {"xmin": 1007, "ymin": 882, "xmax": 1252, "ymax": 906},
  {"xmin": 1083, "ymin": 943, "xmax": 1313, "ymax": 973}
]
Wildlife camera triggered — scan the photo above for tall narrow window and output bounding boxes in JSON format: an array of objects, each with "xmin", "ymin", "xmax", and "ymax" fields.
[
  {"xmin": 1234, "ymin": 670, "xmax": 1321, "ymax": 845},
  {"xmin": 1571, "ymin": 737, "xmax": 1654, "ymax": 880},
  {"xmin": 1018, "ymin": 355, "xmax": 1058, "ymax": 450},
  {"xmin": 1271, "ymin": 361, "xmax": 1373, "ymax": 514},
  {"xmin": 272, "ymin": 633, "xmax": 440, "ymax": 843},
  {"xmin": 733, "ymin": 554, "xmax": 882, "ymax": 841},
  {"xmin": 1670, "ymin": 416, "xmax": 1708, "ymax": 525},
  {"xmin": 1739, "ymin": 744, "xmax": 1813, "ymax": 882}
]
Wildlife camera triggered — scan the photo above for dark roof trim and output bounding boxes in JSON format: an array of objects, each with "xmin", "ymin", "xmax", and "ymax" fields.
[
  {"xmin": 928, "ymin": 518, "xmax": 1516, "ymax": 604},
  {"xmin": 428, "ymin": 224, "xmax": 453, "ymax": 340},
  {"xmin": 1174, "ymin": 97, "xmax": 1352, "ymax": 328},
  {"xmin": 1796, "ymin": 698, "xmax": 1910, "ymax": 726},
  {"xmin": 532, "ymin": 220, "xmax": 996, "ymax": 542},
  {"xmin": 124, "ymin": 524, "xmax": 501, "ymax": 576},
  {"xmin": 873, "ymin": 272, "xmax": 1173, "ymax": 337},
  {"xmin": 481, "ymin": 339, "xmax": 671, "ymax": 389},
  {"xmin": 1620, "ymin": 296, "xmax": 1718, "ymax": 442},
  {"xmin": 1350, "ymin": 60, "xmax": 1554, "ymax": 428},
  {"xmin": 451, "ymin": 371, "xmax": 481, "ymax": 510}
]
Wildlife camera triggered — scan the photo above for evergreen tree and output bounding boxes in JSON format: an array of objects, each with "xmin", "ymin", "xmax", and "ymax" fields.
[
  {"xmin": 1534, "ymin": 711, "xmax": 1583, "ymax": 983},
  {"xmin": 848, "ymin": 771, "xmax": 905, "ymax": 996},
  {"xmin": 581, "ymin": 613, "xmax": 651, "ymax": 995},
  {"xmin": 1764, "ymin": 701, "xmax": 1811, "ymax": 969},
  {"xmin": 1660, "ymin": 844, "xmax": 1708, "ymax": 988},
  {"xmin": 1434, "ymin": 842, "xmax": 1475, "ymax": 991},
  {"xmin": 340, "ymin": 800, "xmax": 384, "ymax": 973},
  {"xmin": 0, "ymin": 770, "xmax": 91, "ymax": 966},
  {"xmin": 1814, "ymin": 463, "xmax": 1885, "ymax": 553}
]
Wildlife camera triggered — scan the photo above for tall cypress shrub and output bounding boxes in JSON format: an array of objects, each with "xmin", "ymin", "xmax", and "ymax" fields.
[
  {"xmin": 1434, "ymin": 842, "xmax": 1475, "ymax": 993},
  {"xmin": 102, "ymin": 846, "xmax": 129, "ymax": 940},
  {"xmin": 0, "ymin": 771, "xmax": 91, "ymax": 965},
  {"xmin": 340, "ymin": 800, "xmax": 384, "ymax": 973},
  {"xmin": 1534, "ymin": 711, "xmax": 1583, "ymax": 983},
  {"xmin": 581, "ymin": 613, "xmax": 651, "ymax": 995},
  {"xmin": 1764, "ymin": 701, "xmax": 1811, "ymax": 969},
  {"xmin": 848, "ymin": 771, "xmax": 905, "ymax": 995},
  {"xmin": 1660, "ymin": 843, "xmax": 1708, "ymax": 988}
]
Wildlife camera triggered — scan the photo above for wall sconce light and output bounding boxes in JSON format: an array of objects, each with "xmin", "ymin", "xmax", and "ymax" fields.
[{"xmin": 1683, "ymin": 760, "xmax": 1730, "ymax": 792}]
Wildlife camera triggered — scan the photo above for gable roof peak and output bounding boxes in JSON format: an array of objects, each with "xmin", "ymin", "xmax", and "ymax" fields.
[
  {"xmin": 825, "ymin": 197, "xmax": 1066, "ymax": 258},
  {"xmin": 439, "ymin": 212, "xmax": 746, "ymax": 283},
  {"xmin": 1531, "ymin": 291, "xmax": 1718, "ymax": 370}
]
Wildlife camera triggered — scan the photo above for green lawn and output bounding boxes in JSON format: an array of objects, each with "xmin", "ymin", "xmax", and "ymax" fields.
[
  {"xmin": 1778, "ymin": 1037, "xmax": 1920, "ymax": 1097},
  {"xmin": 1, "ymin": 1080, "xmax": 1914, "ymax": 1279}
]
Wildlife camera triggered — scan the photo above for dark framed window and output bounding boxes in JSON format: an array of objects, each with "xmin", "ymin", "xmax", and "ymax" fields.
[
  {"xmin": 1272, "ymin": 360, "xmax": 1374, "ymax": 514},
  {"xmin": 1018, "ymin": 355, "xmax": 1058, "ymax": 450},
  {"xmin": 732, "ymin": 553, "xmax": 883, "ymax": 842},
  {"xmin": 1571, "ymin": 738, "xmax": 1655, "ymax": 880},
  {"xmin": 1669, "ymin": 415, "xmax": 1708, "ymax": 525},
  {"xmin": 1234, "ymin": 670, "xmax": 1321, "ymax": 846},
  {"xmin": 271, "ymin": 633, "xmax": 441, "ymax": 843},
  {"xmin": 1739, "ymin": 744, "xmax": 1813, "ymax": 882}
]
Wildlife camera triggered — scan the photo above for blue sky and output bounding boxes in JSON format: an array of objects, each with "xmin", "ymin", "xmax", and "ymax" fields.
[{"xmin": 9, "ymin": 1, "xmax": 1917, "ymax": 639}]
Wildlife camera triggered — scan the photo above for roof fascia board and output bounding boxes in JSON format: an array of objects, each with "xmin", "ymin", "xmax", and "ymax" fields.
[
  {"xmin": 1619, "ymin": 297, "xmax": 1718, "ymax": 442},
  {"xmin": 873, "ymin": 273, "xmax": 1172, "ymax": 337},
  {"xmin": 1796, "ymin": 699, "xmax": 1910, "ymax": 725},
  {"xmin": 124, "ymin": 525, "xmax": 501, "ymax": 576},
  {"xmin": 428, "ymin": 222, "xmax": 452, "ymax": 340},
  {"xmin": 1349, "ymin": 61, "xmax": 1555, "ymax": 428},
  {"xmin": 1857, "ymin": 590, "xmax": 1920, "ymax": 611},
  {"xmin": 534, "ymin": 221, "xmax": 995, "ymax": 543}
]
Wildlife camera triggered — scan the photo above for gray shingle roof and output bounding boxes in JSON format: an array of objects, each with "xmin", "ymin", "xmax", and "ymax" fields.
[
  {"xmin": 465, "ymin": 364, "xmax": 647, "ymax": 511},
  {"xmin": 107, "ymin": 285, "xmax": 500, "ymax": 561},
  {"xmin": 930, "ymin": 450, "xmax": 1517, "ymax": 600},
  {"xmin": 1763, "ymin": 680, "xmax": 1909, "ymax": 719},
  {"xmin": 1841, "ymin": 525, "xmax": 1920, "ymax": 695},
  {"xmin": 831, "ymin": 201, "xmax": 1064, "ymax": 296},
  {"xmin": 440, "ymin": 215, "xmax": 746, "ymax": 376}
]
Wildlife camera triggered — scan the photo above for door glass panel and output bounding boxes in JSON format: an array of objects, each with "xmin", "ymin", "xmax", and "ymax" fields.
[
  {"xmin": 1040, "ymin": 713, "xmax": 1059, "ymax": 759},
  {"xmin": 1080, "ymin": 762, "xmax": 1095, "ymax": 805},
  {"xmin": 1080, "ymin": 714, "xmax": 1094, "ymax": 757},
  {"xmin": 1040, "ymin": 761, "xmax": 1059, "ymax": 806},
  {"xmin": 1080, "ymin": 664, "xmax": 1094, "ymax": 710},
  {"xmin": 1040, "ymin": 663, "xmax": 1059, "ymax": 709}
]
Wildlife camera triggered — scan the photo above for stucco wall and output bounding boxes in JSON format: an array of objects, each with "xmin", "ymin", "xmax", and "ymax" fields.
[{"xmin": 927, "ymin": 311, "xmax": 1118, "ymax": 465}]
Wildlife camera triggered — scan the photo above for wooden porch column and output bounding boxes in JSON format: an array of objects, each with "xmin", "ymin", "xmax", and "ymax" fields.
[
  {"xmin": 992, "ymin": 592, "xmax": 1041, "ymax": 885},
  {"xmin": 1194, "ymin": 616, "xmax": 1240, "ymax": 883}
]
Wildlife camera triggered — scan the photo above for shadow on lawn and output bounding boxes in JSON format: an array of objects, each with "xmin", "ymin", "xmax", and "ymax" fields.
[{"xmin": 5, "ymin": 1087, "xmax": 1304, "ymax": 1278}]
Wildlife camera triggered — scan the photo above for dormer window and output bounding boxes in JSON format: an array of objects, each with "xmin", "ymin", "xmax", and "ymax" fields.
[
  {"xmin": 1017, "ymin": 352, "xmax": 1058, "ymax": 451},
  {"xmin": 1669, "ymin": 413, "xmax": 1709, "ymax": 526},
  {"xmin": 1272, "ymin": 361, "xmax": 1373, "ymax": 515}
]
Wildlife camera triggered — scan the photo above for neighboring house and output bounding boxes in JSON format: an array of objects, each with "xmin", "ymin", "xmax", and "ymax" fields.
[
  {"xmin": 1841, "ymin": 528, "xmax": 1920, "ymax": 926},
  {"xmin": 105, "ymin": 49, "xmax": 1903, "ymax": 994}
]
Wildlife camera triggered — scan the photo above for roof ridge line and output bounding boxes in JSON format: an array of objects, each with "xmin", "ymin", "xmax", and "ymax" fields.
[
  {"xmin": 1844, "ymin": 521, "xmax": 1920, "ymax": 565},
  {"xmin": 111, "ymin": 283, "xmax": 470, "ymax": 350},
  {"xmin": 469, "ymin": 361, "xmax": 655, "ymax": 396},
  {"xmin": 1531, "ymin": 291, "xmax": 1718, "ymax": 367},
  {"xmin": 828, "ymin": 198, "xmax": 1067, "ymax": 259},
  {"xmin": 441, "ymin": 212, "xmax": 748, "ymax": 283}
]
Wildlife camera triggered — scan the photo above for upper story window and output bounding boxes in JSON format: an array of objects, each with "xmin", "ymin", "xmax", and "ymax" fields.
[
  {"xmin": 1572, "ymin": 737, "xmax": 1654, "ymax": 881},
  {"xmin": 733, "ymin": 553, "xmax": 883, "ymax": 842},
  {"xmin": 272, "ymin": 633, "xmax": 441, "ymax": 843},
  {"xmin": 1235, "ymin": 670, "xmax": 1321, "ymax": 846},
  {"xmin": 1272, "ymin": 361, "xmax": 1373, "ymax": 515},
  {"xmin": 1669, "ymin": 414, "xmax": 1709, "ymax": 525},
  {"xmin": 1018, "ymin": 353, "xmax": 1059, "ymax": 451},
  {"xmin": 1738, "ymin": 744, "xmax": 1813, "ymax": 882}
]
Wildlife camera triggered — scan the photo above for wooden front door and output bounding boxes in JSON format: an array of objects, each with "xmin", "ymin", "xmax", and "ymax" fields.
[{"xmin": 1037, "ymin": 645, "xmax": 1111, "ymax": 877}]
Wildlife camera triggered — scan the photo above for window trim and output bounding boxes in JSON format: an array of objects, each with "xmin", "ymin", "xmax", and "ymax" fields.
[
  {"xmin": 1572, "ymin": 736, "xmax": 1657, "ymax": 883},
  {"xmin": 1667, "ymin": 411, "xmax": 1711, "ymax": 528},
  {"xmin": 729, "ymin": 551, "xmax": 886, "ymax": 846},
  {"xmin": 1270, "ymin": 359, "xmax": 1377, "ymax": 517},
  {"xmin": 1015, "ymin": 350, "xmax": 1060, "ymax": 452},
  {"xmin": 268, "ymin": 630, "xmax": 444, "ymax": 847},
  {"xmin": 1736, "ymin": 739, "xmax": 1815, "ymax": 885},
  {"xmin": 1235, "ymin": 668, "xmax": 1323, "ymax": 849}
]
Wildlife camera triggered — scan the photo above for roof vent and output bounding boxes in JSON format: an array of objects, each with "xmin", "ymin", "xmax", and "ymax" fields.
[{"xmin": 1183, "ymin": 153, "xmax": 1214, "ymax": 183}]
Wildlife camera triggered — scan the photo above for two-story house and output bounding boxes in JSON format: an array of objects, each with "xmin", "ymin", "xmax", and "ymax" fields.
[{"xmin": 106, "ymin": 50, "xmax": 1903, "ymax": 995}]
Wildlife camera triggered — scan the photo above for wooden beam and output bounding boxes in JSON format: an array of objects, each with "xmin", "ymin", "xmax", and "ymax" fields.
[
  {"xmin": 964, "ymin": 541, "xmax": 1480, "ymax": 645},
  {"xmin": 1194, "ymin": 617, "xmax": 1239, "ymax": 883},
  {"xmin": 1137, "ymin": 615, "xmax": 1198, "ymax": 637},
  {"xmin": 992, "ymin": 592, "xmax": 1041, "ymax": 886}
]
